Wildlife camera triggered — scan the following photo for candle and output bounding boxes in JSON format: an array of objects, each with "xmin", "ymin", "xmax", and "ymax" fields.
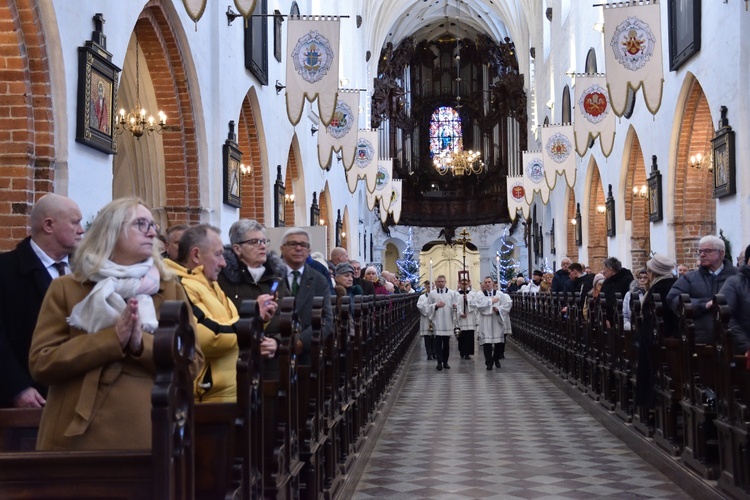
[
  {"xmin": 496, "ymin": 255, "xmax": 500, "ymax": 285},
  {"xmin": 429, "ymin": 259, "xmax": 433, "ymax": 287}
]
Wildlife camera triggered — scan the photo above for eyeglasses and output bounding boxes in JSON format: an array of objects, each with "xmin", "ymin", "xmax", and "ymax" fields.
[
  {"xmin": 697, "ymin": 248, "xmax": 720, "ymax": 255},
  {"xmin": 238, "ymin": 238, "xmax": 269, "ymax": 247},
  {"xmin": 133, "ymin": 218, "xmax": 160, "ymax": 234},
  {"xmin": 283, "ymin": 241, "xmax": 311, "ymax": 249}
]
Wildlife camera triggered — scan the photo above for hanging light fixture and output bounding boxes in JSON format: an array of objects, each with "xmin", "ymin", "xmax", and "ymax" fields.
[
  {"xmin": 432, "ymin": 0, "xmax": 484, "ymax": 178},
  {"xmin": 116, "ymin": 36, "xmax": 166, "ymax": 139}
]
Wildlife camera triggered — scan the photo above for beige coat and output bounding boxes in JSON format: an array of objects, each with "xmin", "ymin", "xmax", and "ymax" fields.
[{"xmin": 29, "ymin": 276, "xmax": 201, "ymax": 451}]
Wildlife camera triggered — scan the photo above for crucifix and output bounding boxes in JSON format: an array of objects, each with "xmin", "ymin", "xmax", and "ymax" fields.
[{"xmin": 455, "ymin": 227, "xmax": 471, "ymax": 293}]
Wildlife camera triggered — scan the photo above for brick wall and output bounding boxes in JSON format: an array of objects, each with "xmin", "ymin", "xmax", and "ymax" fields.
[
  {"xmin": 587, "ymin": 165, "xmax": 607, "ymax": 270},
  {"xmin": 566, "ymin": 194, "xmax": 578, "ymax": 262},
  {"xmin": 238, "ymin": 94, "xmax": 265, "ymax": 223},
  {"xmin": 284, "ymin": 146, "xmax": 298, "ymax": 226}
]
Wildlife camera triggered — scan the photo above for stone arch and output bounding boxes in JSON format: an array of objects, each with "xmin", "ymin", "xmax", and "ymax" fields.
[
  {"xmin": 0, "ymin": 0, "xmax": 56, "ymax": 248},
  {"xmin": 236, "ymin": 87, "xmax": 266, "ymax": 222},
  {"xmin": 585, "ymin": 48, "xmax": 597, "ymax": 73},
  {"xmin": 114, "ymin": 4, "xmax": 201, "ymax": 229},
  {"xmin": 566, "ymin": 188, "xmax": 578, "ymax": 262},
  {"xmin": 672, "ymin": 76, "xmax": 716, "ymax": 267},
  {"xmin": 586, "ymin": 160, "xmax": 607, "ymax": 268},
  {"xmin": 622, "ymin": 127, "xmax": 650, "ymax": 270}
]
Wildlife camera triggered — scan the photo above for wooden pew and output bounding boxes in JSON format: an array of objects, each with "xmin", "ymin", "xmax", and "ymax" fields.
[
  {"xmin": 679, "ymin": 294, "xmax": 720, "ymax": 479},
  {"xmin": 651, "ymin": 294, "xmax": 684, "ymax": 456},
  {"xmin": 713, "ymin": 294, "xmax": 750, "ymax": 498},
  {"xmin": 0, "ymin": 300, "xmax": 196, "ymax": 499},
  {"xmin": 614, "ymin": 296, "xmax": 636, "ymax": 423}
]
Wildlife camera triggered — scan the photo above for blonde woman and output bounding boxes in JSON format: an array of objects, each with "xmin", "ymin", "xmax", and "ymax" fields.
[{"xmin": 29, "ymin": 198, "xmax": 203, "ymax": 451}]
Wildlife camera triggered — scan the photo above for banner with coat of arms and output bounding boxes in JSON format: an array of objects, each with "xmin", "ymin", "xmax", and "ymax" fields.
[
  {"xmin": 573, "ymin": 74, "xmax": 617, "ymax": 157},
  {"xmin": 541, "ymin": 124, "xmax": 576, "ymax": 189},
  {"xmin": 345, "ymin": 130, "xmax": 379, "ymax": 194},
  {"xmin": 317, "ymin": 90, "xmax": 360, "ymax": 169},
  {"xmin": 603, "ymin": 1, "xmax": 663, "ymax": 116},
  {"xmin": 286, "ymin": 17, "xmax": 340, "ymax": 127},
  {"xmin": 366, "ymin": 160, "xmax": 392, "ymax": 211},
  {"xmin": 389, "ymin": 179, "xmax": 402, "ymax": 224},
  {"xmin": 506, "ymin": 175, "xmax": 529, "ymax": 221},
  {"xmin": 522, "ymin": 150, "xmax": 550, "ymax": 205}
]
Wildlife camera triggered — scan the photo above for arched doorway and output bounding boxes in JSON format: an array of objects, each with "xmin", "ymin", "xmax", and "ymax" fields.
[
  {"xmin": 237, "ymin": 88, "xmax": 266, "ymax": 222},
  {"xmin": 587, "ymin": 161, "xmax": 607, "ymax": 270},
  {"xmin": 623, "ymin": 128, "xmax": 650, "ymax": 271},
  {"xmin": 420, "ymin": 242, "xmax": 480, "ymax": 290}
]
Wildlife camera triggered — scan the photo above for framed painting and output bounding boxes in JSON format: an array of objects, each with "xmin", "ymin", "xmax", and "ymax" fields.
[
  {"xmin": 244, "ymin": 0, "xmax": 268, "ymax": 85},
  {"xmin": 605, "ymin": 184, "xmax": 616, "ymax": 238},
  {"xmin": 223, "ymin": 121, "xmax": 242, "ymax": 208},
  {"xmin": 76, "ymin": 14, "xmax": 120, "ymax": 154},
  {"xmin": 712, "ymin": 106, "xmax": 736, "ymax": 199},
  {"xmin": 647, "ymin": 155, "xmax": 663, "ymax": 222},
  {"xmin": 668, "ymin": 0, "xmax": 701, "ymax": 71}
]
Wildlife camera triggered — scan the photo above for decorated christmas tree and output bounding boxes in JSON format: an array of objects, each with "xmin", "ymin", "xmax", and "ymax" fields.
[
  {"xmin": 397, "ymin": 228, "xmax": 421, "ymax": 290},
  {"xmin": 493, "ymin": 229, "xmax": 519, "ymax": 288}
]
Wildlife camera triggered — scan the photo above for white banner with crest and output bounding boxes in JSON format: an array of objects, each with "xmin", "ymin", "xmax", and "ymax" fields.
[
  {"xmin": 603, "ymin": 1, "xmax": 663, "ymax": 116},
  {"xmin": 506, "ymin": 175, "xmax": 529, "ymax": 221},
  {"xmin": 317, "ymin": 90, "xmax": 360, "ymax": 169},
  {"xmin": 542, "ymin": 124, "xmax": 576, "ymax": 190},
  {"xmin": 522, "ymin": 150, "xmax": 549, "ymax": 204},
  {"xmin": 345, "ymin": 130, "xmax": 379, "ymax": 194},
  {"xmin": 286, "ymin": 17, "xmax": 340, "ymax": 127},
  {"xmin": 573, "ymin": 74, "xmax": 617, "ymax": 157},
  {"xmin": 388, "ymin": 179, "xmax": 402, "ymax": 224}
]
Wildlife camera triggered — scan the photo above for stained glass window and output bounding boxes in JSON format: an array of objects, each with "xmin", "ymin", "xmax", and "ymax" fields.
[{"xmin": 429, "ymin": 106, "xmax": 463, "ymax": 158}]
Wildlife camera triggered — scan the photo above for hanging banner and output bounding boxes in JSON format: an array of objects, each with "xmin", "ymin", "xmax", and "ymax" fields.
[
  {"xmin": 345, "ymin": 130, "xmax": 379, "ymax": 194},
  {"xmin": 506, "ymin": 176, "xmax": 530, "ymax": 221},
  {"xmin": 378, "ymin": 196, "xmax": 389, "ymax": 224},
  {"xmin": 317, "ymin": 90, "xmax": 360, "ymax": 169},
  {"xmin": 286, "ymin": 16, "xmax": 340, "ymax": 127},
  {"xmin": 522, "ymin": 150, "xmax": 549, "ymax": 205},
  {"xmin": 365, "ymin": 159, "xmax": 392, "ymax": 211},
  {"xmin": 573, "ymin": 74, "xmax": 617, "ymax": 157},
  {"xmin": 542, "ymin": 124, "xmax": 576, "ymax": 189},
  {"xmin": 603, "ymin": 1, "xmax": 663, "ymax": 116},
  {"xmin": 233, "ymin": 0, "xmax": 257, "ymax": 26},
  {"xmin": 182, "ymin": 0, "xmax": 207, "ymax": 25},
  {"xmin": 389, "ymin": 179, "xmax": 403, "ymax": 225}
]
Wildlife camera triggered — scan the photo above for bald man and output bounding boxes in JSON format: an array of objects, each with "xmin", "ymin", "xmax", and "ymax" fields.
[
  {"xmin": 330, "ymin": 246, "xmax": 349, "ymax": 266},
  {"xmin": 0, "ymin": 193, "xmax": 84, "ymax": 407}
]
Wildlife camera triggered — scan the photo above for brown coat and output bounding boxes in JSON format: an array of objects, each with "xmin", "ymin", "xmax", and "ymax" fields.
[{"xmin": 29, "ymin": 275, "xmax": 202, "ymax": 451}]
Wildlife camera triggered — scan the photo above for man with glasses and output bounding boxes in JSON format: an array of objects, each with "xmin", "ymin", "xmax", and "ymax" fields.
[
  {"xmin": 279, "ymin": 228, "xmax": 332, "ymax": 365},
  {"xmin": 667, "ymin": 235, "xmax": 738, "ymax": 344}
]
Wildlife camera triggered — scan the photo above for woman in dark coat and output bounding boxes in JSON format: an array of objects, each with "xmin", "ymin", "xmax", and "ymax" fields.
[{"xmin": 719, "ymin": 244, "xmax": 750, "ymax": 355}]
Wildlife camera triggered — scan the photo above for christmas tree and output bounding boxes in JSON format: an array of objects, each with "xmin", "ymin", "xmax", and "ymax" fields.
[
  {"xmin": 397, "ymin": 228, "xmax": 421, "ymax": 291},
  {"xmin": 493, "ymin": 229, "xmax": 519, "ymax": 288}
]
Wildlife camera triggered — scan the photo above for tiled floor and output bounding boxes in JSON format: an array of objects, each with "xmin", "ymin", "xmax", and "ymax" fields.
[{"xmin": 353, "ymin": 340, "xmax": 692, "ymax": 499}]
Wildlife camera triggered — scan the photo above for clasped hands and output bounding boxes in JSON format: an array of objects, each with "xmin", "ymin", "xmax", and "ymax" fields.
[{"xmin": 116, "ymin": 298, "xmax": 143, "ymax": 355}]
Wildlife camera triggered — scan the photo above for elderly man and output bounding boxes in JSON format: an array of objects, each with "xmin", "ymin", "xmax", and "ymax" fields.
[
  {"xmin": 0, "ymin": 193, "xmax": 84, "ymax": 408},
  {"xmin": 330, "ymin": 246, "xmax": 349, "ymax": 266},
  {"xmin": 166, "ymin": 224, "xmax": 276, "ymax": 402},
  {"xmin": 551, "ymin": 257, "xmax": 572, "ymax": 293},
  {"xmin": 677, "ymin": 264, "xmax": 689, "ymax": 276},
  {"xmin": 667, "ymin": 235, "xmax": 738, "ymax": 344},
  {"xmin": 279, "ymin": 228, "xmax": 333, "ymax": 364}
]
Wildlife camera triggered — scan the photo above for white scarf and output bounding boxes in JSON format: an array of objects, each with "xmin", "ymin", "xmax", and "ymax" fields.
[{"xmin": 68, "ymin": 256, "xmax": 161, "ymax": 334}]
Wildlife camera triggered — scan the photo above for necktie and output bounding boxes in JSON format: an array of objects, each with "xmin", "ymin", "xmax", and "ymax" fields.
[
  {"xmin": 291, "ymin": 270, "xmax": 300, "ymax": 296},
  {"xmin": 52, "ymin": 261, "xmax": 67, "ymax": 277}
]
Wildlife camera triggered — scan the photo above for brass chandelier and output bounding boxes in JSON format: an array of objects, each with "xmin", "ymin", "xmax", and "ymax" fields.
[
  {"xmin": 433, "ymin": 149, "xmax": 484, "ymax": 176},
  {"xmin": 116, "ymin": 37, "xmax": 166, "ymax": 139}
]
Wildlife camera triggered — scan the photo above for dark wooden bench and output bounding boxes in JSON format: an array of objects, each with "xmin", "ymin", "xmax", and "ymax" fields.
[
  {"xmin": 652, "ymin": 294, "xmax": 684, "ymax": 455},
  {"xmin": 0, "ymin": 300, "xmax": 196, "ymax": 499}
]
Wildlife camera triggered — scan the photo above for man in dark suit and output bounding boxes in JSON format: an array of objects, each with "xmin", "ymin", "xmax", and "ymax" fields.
[
  {"xmin": 279, "ymin": 228, "xmax": 332, "ymax": 365},
  {"xmin": 350, "ymin": 259, "xmax": 375, "ymax": 296},
  {"xmin": 0, "ymin": 193, "xmax": 84, "ymax": 408}
]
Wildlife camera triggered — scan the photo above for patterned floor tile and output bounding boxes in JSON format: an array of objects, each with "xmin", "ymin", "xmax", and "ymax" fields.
[{"xmin": 353, "ymin": 340, "xmax": 692, "ymax": 499}]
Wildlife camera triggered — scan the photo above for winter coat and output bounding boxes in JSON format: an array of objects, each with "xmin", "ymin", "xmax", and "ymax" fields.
[
  {"xmin": 719, "ymin": 265, "xmax": 750, "ymax": 355},
  {"xmin": 550, "ymin": 268, "xmax": 570, "ymax": 293},
  {"xmin": 601, "ymin": 268, "xmax": 634, "ymax": 325},
  {"xmin": 165, "ymin": 259, "xmax": 239, "ymax": 403},
  {"xmin": 666, "ymin": 258, "xmax": 738, "ymax": 344},
  {"xmin": 29, "ymin": 275, "xmax": 202, "ymax": 450},
  {"xmin": 622, "ymin": 279, "xmax": 647, "ymax": 331}
]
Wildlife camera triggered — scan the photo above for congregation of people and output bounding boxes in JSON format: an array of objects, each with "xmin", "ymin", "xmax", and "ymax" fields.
[{"xmin": 0, "ymin": 194, "xmax": 418, "ymax": 453}]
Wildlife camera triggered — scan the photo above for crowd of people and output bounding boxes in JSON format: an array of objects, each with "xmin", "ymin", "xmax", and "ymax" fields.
[
  {"xmin": 0, "ymin": 195, "xmax": 423, "ymax": 451},
  {"xmin": 2, "ymin": 193, "xmax": 749, "ymax": 453}
]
